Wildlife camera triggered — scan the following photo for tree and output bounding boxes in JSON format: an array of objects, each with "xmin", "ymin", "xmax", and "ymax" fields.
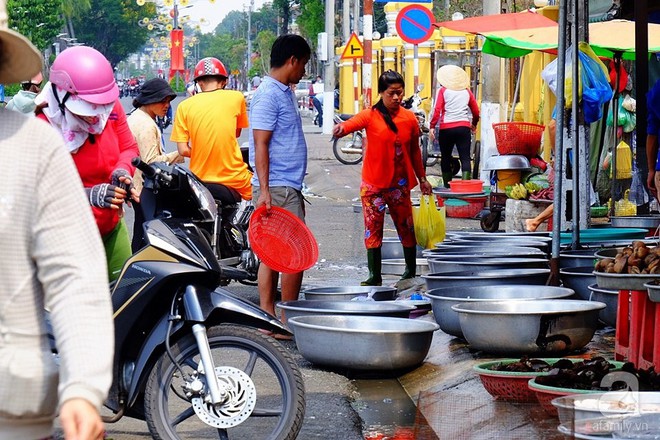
[
  {"xmin": 273, "ymin": 0, "xmax": 296, "ymax": 35},
  {"xmin": 71, "ymin": 0, "xmax": 156, "ymax": 66},
  {"xmin": 255, "ymin": 30, "xmax": 277, "ymax": 74},
  {"xmin": 7, "ymin": 0, "xmax": 64, "ymax": 52},
  {"xmin": 296, "ymin": 0, "xmax": 323, "ymax": 50}
]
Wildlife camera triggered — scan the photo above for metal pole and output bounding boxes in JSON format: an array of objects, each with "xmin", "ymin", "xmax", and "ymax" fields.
[
  {"xmin": 550, "ymin": 0, "xmax": 568, "ymax": 281},
  {"xmin": 571, "ymin": 0, "xmax": 580, "ymax": 249},
  {"xmin": 322, "ymin": 0, "xmax": 335, "ymax": 134},
  {"xmin": 247, "ymin": 0, "xmax": 253, "ymax": 92},
  {"xmin": 413, "ymin": 43, "xmax": 419, "ymax": 90},
  {"xmin": 509, "ymin": 57, "xmax": 524, "ymax": 122},
  {"xmin": 353, "ymin": 58, "xmax": 359, "ymax": 113},
  {"xmin": 174, "ymin": 0, "xmax": 179, "ymax": 90},
  {"xmin": 342, "ymin": 0, "xmax": 350, "ymax": 43},
  {"xmin": 362, "ymin": 0, "xmax": 373, "ymax": 109}
]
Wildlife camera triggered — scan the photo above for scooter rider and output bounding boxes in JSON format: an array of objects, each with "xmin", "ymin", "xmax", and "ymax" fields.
[{"xmin": 171, "ymin": 57, "xmax": 253, "ymax": 207}]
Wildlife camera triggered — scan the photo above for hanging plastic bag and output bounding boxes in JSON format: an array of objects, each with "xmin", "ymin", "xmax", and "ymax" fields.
[
  {"xmin": 614, "ymin": 190, "xmax": 637, "ymax": 216},
  {"xmin": 629, "ymin": 165, "xmax": 649, "ymax": 207},
  {"xmin": 578, "ymin": 42, "xmax": 613, "ymax": 124},
  {"xmin": 541, "ymin": 44, "xmax": 579, "ymax": 108},
  {"xmin": 607, "ymin": 95, "xmax": 635, "ymax": 129},
  {"xmin": 412, "ymin": 195, "xmax": 446, "ymax": 249}
]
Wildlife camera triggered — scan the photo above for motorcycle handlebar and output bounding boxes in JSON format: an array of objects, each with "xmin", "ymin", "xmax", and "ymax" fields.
[{"xmin": 132, "ymin": 157, "xmax": 156, "ymax": 177}]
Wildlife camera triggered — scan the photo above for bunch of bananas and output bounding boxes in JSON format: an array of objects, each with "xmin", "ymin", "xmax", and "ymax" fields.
[
  {"xmin": 524, "ymin": 182, "xmax": 543, "ymax": 194},
  {"xmin": 505, "ymin": 183, "xmax": 528, "ymax": 200}
]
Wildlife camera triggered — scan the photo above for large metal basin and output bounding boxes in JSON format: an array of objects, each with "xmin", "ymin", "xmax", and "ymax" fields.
[
  {"xmin": 288, "ymin": 315, "xmax": 439, "ymax": 370},
  {"xmin": 382, "ymin": 258, "xmax": 429, "ymax": 276},
  {"xmin": 559, "ymin": 266, "xmax": 596, "ymax": 301},
  {"xmin": 426, "ymin": 285, "xmax": 575, "ymax": 338},
  {"xmin": 452, "ymin": 234, "xmax": 553, "ymax": 243},
  {"xmin": 483, "ymin": 154, "xmax": 531, "ymax": 170},
  {"xmin": 587, "ymin": 283, "xmax": 618, "ymax": 327},
  {"xmin": 451, "ymin": 300, "xmax": 605, "ymax": 354},
  {"xmin": 382, "ymin": 237, "xmax": 423, "ymax": 260},
  {"xmin": 427, "ymin": 257, "xmax": 548, "ymax": 274},
  {"xmin": 423, "ymin": 268, "xmax": 550, "ymax": 290},
  {"xmin": 559, "ymin": 249, "xmax": 598, "ymax": 269},
  {"xmin": 423, "ymin": 246, "xmax": 545, "ymax": 259},
  {"xmin": 276, "ymin": 301, "xmax": 416, "ymax": 333},
  {"xmin": 302, "ymin": 286, "xmax": 397, "ymax": 302},
  {"xmin": 447, "ymin": 238, "xmax": 550, "ymax": 253}
]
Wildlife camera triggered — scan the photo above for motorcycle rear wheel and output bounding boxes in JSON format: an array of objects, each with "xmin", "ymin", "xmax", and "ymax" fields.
[
  {"xmin": 332, "ymin": 132, "xmax": 363, "ymax": 165},
  {"xmin": 144, "ymin": 325, "xmax": 305, "ymax": 440}
]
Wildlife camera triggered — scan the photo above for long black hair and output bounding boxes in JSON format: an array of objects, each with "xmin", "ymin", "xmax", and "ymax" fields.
[{"xmin": 372, "ymin": 70, "xmax": 404, "ymax": 134}]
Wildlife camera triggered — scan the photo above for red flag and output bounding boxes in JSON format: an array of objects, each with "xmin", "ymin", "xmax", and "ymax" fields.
[{"xmin": 170, "ymin": 29, "xmax": 184, "ymax": 71}]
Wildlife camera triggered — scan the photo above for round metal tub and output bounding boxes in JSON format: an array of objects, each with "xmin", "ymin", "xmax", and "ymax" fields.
[
  {"xmin": 611, "ymin": 215, "xmax": 660, "ymax": 229},
  {"xmin": 288, "ymin": 315, "xmax": 439, "ymax": 370},
  {"xmin": 559, "ymin": 249, "xmax": 598, "ymax": 269},
  {"xmin": 587, "ymin": 283, "xmax": 618, "ymax": 327},
  {"xmin": 427, "ymin": 257, "xmax": 548, "ymax": 274},
  {"xmin": 446, "ymin": 238, "xmax": 550, "ymax": 253},
  {"xmin": 382, "ymin": 258, "xmax": 429, "ymax": 276},
  {"xmin": 451, "ymin": 300, "xmax": 605, "ymax": 354},
  {"xmin": 276, "ymin": 301, "xmax": 416, "ymax": 333},
  {"xmin": 382, "ymin": 237, "xmax": 423, "ymax": 260},
  {"xmin": 426, "ymin": 285, "xmax": 575, "ymax": 338},
  {"xmin": 423, "ymin": 268, "xmax": 550, "ymax": 290},
  {"xmin": 559, "ymin": 266, "xmax": 596, "ymax": 301},
  {"xmin": 302, "ymin": 286, "xmax": 397, "ymax": 302},
  {"xmin": 426, "ymin": 245, "xmax": 545, "ymax": 257}
]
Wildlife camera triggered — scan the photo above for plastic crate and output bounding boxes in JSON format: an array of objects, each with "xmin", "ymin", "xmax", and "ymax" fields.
[
  {"xmin": 444, "ymin": 197, "xmax": 486, "ymax": 218},
  {"xmin": 492, "ymin": 122, "xmax": 544, "ymax": 157}
]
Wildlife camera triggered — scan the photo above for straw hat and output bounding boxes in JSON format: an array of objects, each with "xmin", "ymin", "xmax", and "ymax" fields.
[
  {"xmin": 0, "ymin": 0, "xmax": 43, "ymax": 84},
  {"xmin": 436, "ymin": 65, "xmax": 470, "ymax": 91}
]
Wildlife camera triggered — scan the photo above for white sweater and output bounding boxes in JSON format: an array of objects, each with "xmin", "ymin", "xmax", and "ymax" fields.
[{"xmin": 0, "ymin": 110, "xmax": 113, "ymax": 439}]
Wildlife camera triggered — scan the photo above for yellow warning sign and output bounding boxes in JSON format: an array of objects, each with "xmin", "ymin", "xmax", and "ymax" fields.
[{"xmin": 341, "ymin": 32, "xmax": 364, "ymax": 59}]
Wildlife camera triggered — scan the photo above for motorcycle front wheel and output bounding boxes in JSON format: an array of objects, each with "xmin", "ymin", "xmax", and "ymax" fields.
[
  {"xmin": 421, "ymin": 134, "xmax": 438, "ymax": 167},
  {"xmin": 144, "ymin": 325, "xmax": 305, "ymax": 440},
  {"xmin": 332, "ymin": 132, "xmax": 363, "ymax": 165}
]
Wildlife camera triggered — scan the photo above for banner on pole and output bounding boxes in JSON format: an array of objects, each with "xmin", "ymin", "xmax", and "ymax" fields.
[{"xmin": 170, "ymin": 29, "xmax": 185, "ymax": 71}]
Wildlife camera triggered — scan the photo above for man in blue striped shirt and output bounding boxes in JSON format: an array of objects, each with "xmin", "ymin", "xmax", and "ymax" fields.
[{"xmin": 249, "ymin": 34, "xmax": 311, "ymax": 325}]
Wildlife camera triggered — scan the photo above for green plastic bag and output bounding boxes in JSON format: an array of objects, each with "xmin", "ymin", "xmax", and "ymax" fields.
[{"xmin": 412, "ymin": 195, "xmax": 446, "ymax": 249}]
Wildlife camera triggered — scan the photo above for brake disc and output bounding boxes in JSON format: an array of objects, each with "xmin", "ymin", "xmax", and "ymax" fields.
[{"xmin": 191, "ymin": 366, "xmax": 257, "ymax": 428}]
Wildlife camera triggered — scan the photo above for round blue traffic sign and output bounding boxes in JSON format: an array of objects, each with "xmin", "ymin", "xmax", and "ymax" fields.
[{"xmin": 395, "ymin": 5, "xmax": 435, "ymax": 45}]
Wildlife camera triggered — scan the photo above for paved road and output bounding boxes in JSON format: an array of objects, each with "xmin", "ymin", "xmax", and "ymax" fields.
[{"xmin": 75, "ymin": 96, "xmax": 482, "ymax": 439}]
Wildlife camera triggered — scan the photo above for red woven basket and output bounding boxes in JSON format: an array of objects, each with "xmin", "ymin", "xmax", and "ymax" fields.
[
  {"xmin": 492, "ymin": 122, "xmax": 545, "ymax": 157},
  {"xmin": 248, "ymin": 205, "xmax": 319, "ymax": 274}
]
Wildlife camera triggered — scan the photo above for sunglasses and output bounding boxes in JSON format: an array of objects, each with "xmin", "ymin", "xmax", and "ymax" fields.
[{"xmin": 21, "ymin": 81, "xmax": 42, "ymax": 91}]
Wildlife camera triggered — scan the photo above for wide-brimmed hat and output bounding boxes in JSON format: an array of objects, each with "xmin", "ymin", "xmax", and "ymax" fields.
[
  {"xmin": 133, "ymin": 78, "xmax": 177, "ymax": 108},
  {"xmin": 0, "ymin": 1, "xmax": 43, "ymax": 84},
  {"xmin": 436, "ymin": 65, "xmax": 470, "ymax": 91}
]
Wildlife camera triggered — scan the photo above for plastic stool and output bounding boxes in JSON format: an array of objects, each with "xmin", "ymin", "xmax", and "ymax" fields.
[
  {"xmin": 615, "ymin": 290, "xmax": 647, "ymax": 366},
  {"xmin": 615, "ymin": 289, "xmax": 631, "ymax": 361},
  {"xmin": 638, "ymin": 296, "xmax": 660, "ymax": 370}
]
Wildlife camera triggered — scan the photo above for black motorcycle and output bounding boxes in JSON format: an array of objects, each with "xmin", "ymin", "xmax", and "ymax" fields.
[
  {"xmin": 136, "ymin": 158, "xmax": 259, "ymax": 285},
  {"xmin": 52, "ymin": 159, "xmax": 305, "ymax": 439}
]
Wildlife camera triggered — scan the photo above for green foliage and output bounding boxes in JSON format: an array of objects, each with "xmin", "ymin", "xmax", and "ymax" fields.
[
  {"xmin": 254, "ymin": 30, "xmax": 276, "ymax": 74},
  {"xmin": 4, "ymin": 84, "xmax": 21, "ymax": 98},
  {"xmin": 432, "ymin": 0, "xmax": 483, "ymax": 21},
  {"xmin": 169, "ymin": 76, "xmax": 187, "ymax": 93},
  {"xmin": 71, "ymin": 0, "xmax": 156, "ymax": 66},
  {"xmin": 296, "ymin": 0, "xmax": 323, "ymax": 50},
  {"xmin": 7, "ymin": 0, "xmax": 64, "ymax": 52}
]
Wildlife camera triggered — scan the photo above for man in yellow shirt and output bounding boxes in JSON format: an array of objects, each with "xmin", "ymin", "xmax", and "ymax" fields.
[{"xmin": 171, "ymin": 57, "xmax": 252, "ymax": 205}]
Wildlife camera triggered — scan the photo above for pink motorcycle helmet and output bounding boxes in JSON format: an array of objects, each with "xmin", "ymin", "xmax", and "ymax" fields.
[{"xmin": 50, "ymin": 46, "xmax": 119, "ymax": 106}]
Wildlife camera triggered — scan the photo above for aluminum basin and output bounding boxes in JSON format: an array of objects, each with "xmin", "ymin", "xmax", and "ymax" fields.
[
  {"xmin": 423, "ymin": 268, "xmax": 550, "ymax": 290},
  {"xmin": 453, "ymin": 234, "xmax": 553, "ymax": 243},
  {"xmin": 382, "ymin": 237, "xmax": 423, "ymax": 260},
  {"xmin": 587, "ymin": 283, "xmax": 618, "ymax": 327},
  {"xmin": 382, "ymin": 258, "xmax": 429, "ymax": 276},
  {"xmin": 424, "ymin": 246, "xmax": 545, "ymax": 260},
  {"xmin": 426, "ymin": 285, "xmax": 575, "ymax": 338},
  {"xmin": 559, "ymin": 249, "xmax": 598, "ymax": 269},
  {"xmin": 276, "ymin": 301, "xmax": 415, "ymax": 333},
  {"xmin": 288, "ymin": 315, "xmax": 439, "ymax": 370},
  {"xmin": 427, "ymin": 257, "xmax": 548, "ymax": 274},
  {"xmin": 302, "ymin": 286, "xmax": 397, "ymax": 302},
  {"xmin": 447, "ymin": 238, "xmax": 550, "ymax": 253},
  {"xmin": 559, "ymin": 266, "xmax": 596, "ymax": 301},
  {"xmin": 451, "ymin": 300, "xmax": 605, "ymax": 354}
]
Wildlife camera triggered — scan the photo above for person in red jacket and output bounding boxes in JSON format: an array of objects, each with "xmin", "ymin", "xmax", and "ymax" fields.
[
  {"xmin": 333, "ymin": 70, "xmax": 432, "ymax": 286},
  {"xmin": 35, "ymin": 46, "xmax": 139, "ymax": 282},
  {"xmin": 429, "ymin": 64, "xmax": 480, "ymax": 187}
]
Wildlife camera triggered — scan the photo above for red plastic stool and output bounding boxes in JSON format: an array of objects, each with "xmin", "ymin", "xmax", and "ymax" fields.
[
  {"xmin": 615, "ymin": 290, "xmax": 647, "ymax": 366},
  {"xmin": 638, "ymin": 295, "xmax": 660, "ymax": 370}
]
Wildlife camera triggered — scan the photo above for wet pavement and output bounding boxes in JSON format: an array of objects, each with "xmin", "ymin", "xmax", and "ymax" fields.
[{"xmin": 98, "ymin": 98, "xmax": 623, "ymax": 439}]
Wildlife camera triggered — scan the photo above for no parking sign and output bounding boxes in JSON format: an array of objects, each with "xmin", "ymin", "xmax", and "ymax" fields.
[{"xmin": 395, "ymin": 5, "xmax": 435, "ymax": 45}]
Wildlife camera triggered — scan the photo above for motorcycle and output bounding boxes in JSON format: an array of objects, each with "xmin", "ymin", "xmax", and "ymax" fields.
[
  {"xmin": 331, "ymin": 112, "xmax": 364, "ymax": 165},
  {"xmin": 401, "ymin": 84, "xmax": 437, "ymax": 167},
  {"xmin": 51, "ymin": 158, "xmax": 306, "ymax": 439},
  {"xmin": 136, "ymin": 157, "xmax": 259, "ymax": 285}
]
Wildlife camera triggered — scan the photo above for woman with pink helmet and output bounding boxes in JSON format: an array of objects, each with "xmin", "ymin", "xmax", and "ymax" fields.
[{"xmin": 35, "ymin": 46, "xmax": 140, "ymax": 282}]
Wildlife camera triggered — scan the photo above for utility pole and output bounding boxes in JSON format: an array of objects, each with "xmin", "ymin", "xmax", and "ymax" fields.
[
  {"xmin": 322, "ymin": 0, "xmax": 335, "ymax": 134},
  {"xmin": 342, "ymin": 0, "xmax": 350, "ymax": 42},
  {"xmin": 247, "ymin": 0, "xmax": 254, "ymax": 92},
  {"xmin": 362, "ymin": 0, "xmax": 373, "ymax": 109}
]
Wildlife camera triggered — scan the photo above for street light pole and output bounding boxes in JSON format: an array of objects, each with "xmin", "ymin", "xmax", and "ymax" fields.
[
  {"xmin": 322, "ymin": 0, "xmax": 335, "ymax": 134},
  {"xmin": 247, "ymin": 0, "xmax": 253, "ymax": 91}
]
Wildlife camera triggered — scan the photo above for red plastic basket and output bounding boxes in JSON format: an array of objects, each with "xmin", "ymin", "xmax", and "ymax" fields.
[
  {"xmin": 492, "ymin": 122, "xmax": 545, "ymax": 157},
  {"xmin": 248, "ymin": 206, "xmax": 319, "ymax": 273}
]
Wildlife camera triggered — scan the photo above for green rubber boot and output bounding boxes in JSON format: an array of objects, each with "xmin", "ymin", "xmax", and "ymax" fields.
[
  {"xmin": 400, "ymin": 246, "xmax": 417, "ymax": 280},
  {"xmin": 442, "ymin": 172, "xmax": 453, "ymax": 188},
  {"xmin": 361, "ymin": 247, "xmax": 382, "ymax": 286},
  {"xmin": 462, "ymin": 170, "xmax": 472, "ymax": 180}
]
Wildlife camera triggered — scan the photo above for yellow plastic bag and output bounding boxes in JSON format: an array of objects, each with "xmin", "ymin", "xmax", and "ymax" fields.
[
  {"xmin": 412, "ymin": 195, "xmax": 446, "ymax": 249},
  {"xmin": 614, "ymin": 190, "xmax": 636, "ymax": 216}
]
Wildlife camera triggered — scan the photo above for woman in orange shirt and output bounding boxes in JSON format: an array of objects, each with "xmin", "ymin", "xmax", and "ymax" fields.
[{"xmin": 333, "ymin": 70, "xmax": 432, "ymax": 286}]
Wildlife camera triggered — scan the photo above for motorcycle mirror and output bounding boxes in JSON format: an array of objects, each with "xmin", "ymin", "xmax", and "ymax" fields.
[{"xmin": 416, "ymin": 83, "xmax": 424, "ymax": 93}]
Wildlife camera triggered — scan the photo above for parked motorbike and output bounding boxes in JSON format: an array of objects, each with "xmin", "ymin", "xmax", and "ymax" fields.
[
  {"xmin": 331, "ymin": 112, "xmax": 364, "ymax": 165},
  {"xmin": 50, "ymin": 159, "xmax": 305, "ymax": 439},
  {"xmin": 135, "ymin": 157, "xmax": 259, "ymax": 285},
  {"xmin": 402, "ymin": 84, "xmax": 437, "ymax": 167}
]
